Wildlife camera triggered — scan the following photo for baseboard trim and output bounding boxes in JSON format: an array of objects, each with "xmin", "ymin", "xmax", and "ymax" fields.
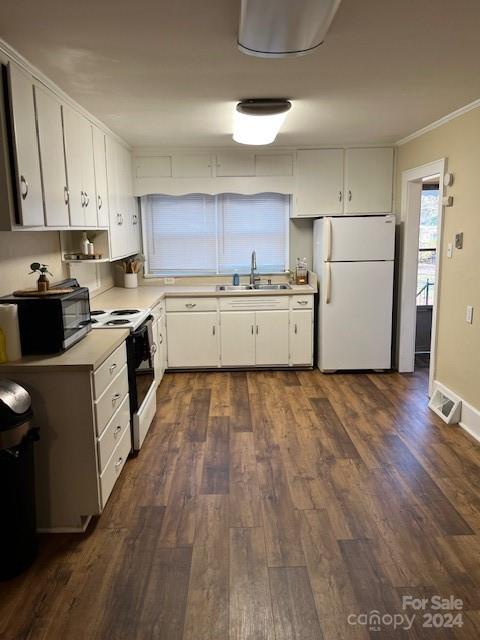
[{"xmin": 432, "ymin": 380, "xmax": 480, "ymax": 443}]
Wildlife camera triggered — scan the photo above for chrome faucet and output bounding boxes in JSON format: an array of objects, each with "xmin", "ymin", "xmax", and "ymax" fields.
[{"xmin": 250, "ymin": 250, "xmax": 260, "ymax": 286}]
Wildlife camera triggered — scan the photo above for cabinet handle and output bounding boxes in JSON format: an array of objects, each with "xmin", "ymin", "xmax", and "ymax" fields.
[
  {"xmin": 81, "ymin": 191, "xmax": 85, "ymax": 207},
  {"xmin": 84, "ymin": 192, "xmax": 89, "ymax": 207},
  {"xmin": 109, "ymin": 363, "xmax": 117, "ymax": 374},
  {"xmin": 185, "ymin": 303, "xmax": 196, "ymax": 308},
  {"xmin": 113, "ymin": 425, "xmax": 122, "ymax": 438},
  {"xmin": 112, "ymin": 392, "xmax": 122, "ymax": 405},
  {"xmin": 133, "ymin": 213, "xmax": 138, "ymax": 225},
  {"xmin": 151, "ymin": 343, "xmax": 157, "ymax": 356},
  {"xmin": 20, "ymin": 175, "xmax": 29, "ymax": 199},
  {"xmin": 158, "ymin": 333, "xmax": 163, "ymax": 344},
  {"xmin": 115, "ymin": 456, "xmax": 123, "ymax": 469},
  {"xmin": 297, "ymin": 300, "xmax": 308, "ymax": 305},
  {"xmin": 64, "ymin": 186, "xmax": 69, "ymax": 205},
  {"xmin": 212, "ymin": 326, "xmax": 216, "ymax": 336},
  {"xmin": 338, "ymin": 190, "xmax": 342, "ymax": 202},
  {"xmin": 251, "ymin": 325, "xmax": 254, "ymax": 335},
  {"xmin": 98, "ymin": 195, "xmax": 102, "ymax": 209},
  {"xmin": 256, "ymin": 325, "xmax": 259, "ymax": 335},
  {"xmin": 294, "ymin": 323, "xmax": 298, "ymax": 334},
  {"xmin": 348, "ymin": 189, "xmax": 352, "ymax": 202},
  {"xmin": 117, "ymin": 213, "xmax": 123, "ymax": 225}
]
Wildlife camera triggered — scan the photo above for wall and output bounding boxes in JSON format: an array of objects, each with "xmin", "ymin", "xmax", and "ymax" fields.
[
  {"xmin": 395, "ymin": 107, "xmax": 480, "ymax": 411},
  {"xmin": 0, "ymin": 231, "xmax": 67, "ymax": 296}
]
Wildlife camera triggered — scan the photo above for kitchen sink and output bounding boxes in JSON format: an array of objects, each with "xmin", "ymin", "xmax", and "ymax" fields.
[
  {"xmin": 216, "ymin": 283, "xmax": 291, "ymax": 291},
  {"xmin": 254, "ymin": 284, "xmax": 291, "ymax": 290},
  {"xmin": 216, "ymin": 284, "xmax": 253, "ymax": 291}
]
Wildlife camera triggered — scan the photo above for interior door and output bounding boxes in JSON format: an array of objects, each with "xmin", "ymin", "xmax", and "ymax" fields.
[
  {"xmin": 344, "ymin": 147, "xmax": 393, "ymax": 214},
  {"xmin": 320, "ymin": 261, "xmax": 394, "ymax": 370},
  {"xmin": 295, "ymin": 149, "xmax": 344, "ymax": 217},
  {"xmin": 255, "ymin": 310, "xmax": 289, "ymax": 365},
  {"xmin": 166, "ymin": 312, "xmax": 219, "ymax": 367},
  {"xmin": 34, "ymin": 85, "xmax": 69, "ymax": 226},
  {"xmin": 7, "ymin": 62, "xmax": 44, "ymax": 226},
  {"xmin": 290, "ymin": 310, "xmax": 313, "ymax": 366},
  {"xmin": 220, "ymin": 311, "xmax": 255, "ymax": 366},
  {"xmin": 329, "ymin": 215, "xmax": 395, "ymax": 261}
]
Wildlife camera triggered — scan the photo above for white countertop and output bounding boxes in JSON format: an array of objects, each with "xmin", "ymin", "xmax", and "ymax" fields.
[
  {"xmin": 0, "ymin": 329, "xmax": 129, "ymax": 372},
  {"xmin": 91, "ymin": 283, "xmax": 316, "ymax": 312}
]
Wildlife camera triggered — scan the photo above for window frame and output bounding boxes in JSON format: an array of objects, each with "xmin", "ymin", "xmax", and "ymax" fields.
[{"xmin": 141, "ymin": 193, "xmax": 290, "ymax": 278}]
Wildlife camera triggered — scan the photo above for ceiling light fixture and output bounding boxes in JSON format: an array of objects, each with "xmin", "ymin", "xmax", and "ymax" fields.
[
  {"xmin": 238, "ymin": 0, "xmax": 342, "ymax": 58},
  {"xmin": 233, "ymin": 99, "xmax": 292, "ymax": 145}
]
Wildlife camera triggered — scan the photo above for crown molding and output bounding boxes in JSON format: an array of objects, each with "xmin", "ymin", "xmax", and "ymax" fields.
[
  {"xmin": 0, "ymin": 38, "xmax": 131, "ymax": 149},
  {"xmin": 396, "ymin": 98, "xmax": 480, "ymax": 146}
]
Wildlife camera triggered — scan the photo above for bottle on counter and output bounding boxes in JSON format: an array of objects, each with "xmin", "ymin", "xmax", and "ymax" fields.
[
  {"xmin": 295, "ymin": 257, "xmax": 308, "ymax": 285},
  {"xmin": 80, "ymin": 232, "xmax": 89, "ymax": 255}
]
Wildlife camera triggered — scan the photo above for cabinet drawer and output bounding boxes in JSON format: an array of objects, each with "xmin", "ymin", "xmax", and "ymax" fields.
[
  {"xmin": 99, "ymin": 425, "xmax": 131, "ymax": 509},
  {"xmin": 97, "ymin": 394, "xmax": 130, "ymax": 471},
  {"xmin": 95, "ymin": 364, "xmax": 129, "ymax": 435},
  {"xmin": 166, "ymin": 297, "xmax": 217, "ymax": 312},
  {"xmin": 219, "ymin": 296, "xmax": 289, "ymax": 311},
  {"xmin": 291, "ymin": 295, "xmax": 314, "ymax": 309},
  {"xmin": 93, "ymin": 342, "xmax": 127, "ymax": 400}
]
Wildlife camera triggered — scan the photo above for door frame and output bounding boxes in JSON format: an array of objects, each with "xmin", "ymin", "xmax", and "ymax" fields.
[{"xmin": 397, "ymin": 158, "xmax": 446, "ymax": 395}]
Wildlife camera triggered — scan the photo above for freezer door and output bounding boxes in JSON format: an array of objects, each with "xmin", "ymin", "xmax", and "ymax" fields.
[
  {"xmin": 329, "ymin": 215, "xmax": 395, "ymax": 261},
  {"xmin": 318, "ymin": 261, "xmax": 393, "ymax": 370}
]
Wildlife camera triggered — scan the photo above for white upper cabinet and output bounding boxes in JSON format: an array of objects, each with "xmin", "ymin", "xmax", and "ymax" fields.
[
  {"xmin": 216, "ymin": 153, "xmax": 255, "ymax": 177},
  {"xmin": 6, "ymin": 62, "xmax": 43, "ymax": 226},
  {"xmin": 293, "ymin": 147, "xmax": 393, "ymax": 218},
  {"xmin": 294, "ymin": 149, "xmax": 344, "ymax": 217},
  {"xmin": 62, "ymin": 104, "xmax": 96, "ymax": 227},
  {"xmin": 171, "ymin": 154, "xmax": 212, "ymax": 178},
  {"xmin": 344, "ymin": 147, "xmax": 394, "ymax": 214},
  {"xmin": 92, "ymin": 126, "xmax": 109, "ymax": 227},
  {"xmin": 34, "ymin": 85, "xmax": 69, "ymax": 227}
]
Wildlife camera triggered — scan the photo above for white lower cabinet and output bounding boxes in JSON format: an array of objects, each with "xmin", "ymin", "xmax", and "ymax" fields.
[
  {"xmin": 167, "ymin": 311, "xmax": 219, "ymax": 368},
  {"xmin": 290, "ymin": 309, "xmax": 314, "ymax": 366},
  {"xmin": 255, "ymin": 310, "xmax": 290, "ymax": 365},
  {"xmin": 220, "ymin": 311, "xmax": 256, "ymax": 366}
]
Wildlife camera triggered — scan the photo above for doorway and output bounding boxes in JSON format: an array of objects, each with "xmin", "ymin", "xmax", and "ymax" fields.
[
  {"xmin": 415, "ymin": 178, "xmax": 440, "ymax": 370},
  {"xmin": 397, "ymin": 159, "xmax": 446, "ymax": 396}
]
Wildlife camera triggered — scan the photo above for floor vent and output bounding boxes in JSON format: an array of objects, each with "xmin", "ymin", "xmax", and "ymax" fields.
[{"xmin": 429, "ymin": 388, "xmax": 462, "ymax": 424}]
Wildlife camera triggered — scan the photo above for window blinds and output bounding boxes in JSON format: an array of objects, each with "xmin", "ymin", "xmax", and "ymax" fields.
[{"xmin": 143, "ymin": 193, "xmax": 289, "ymax": 275}]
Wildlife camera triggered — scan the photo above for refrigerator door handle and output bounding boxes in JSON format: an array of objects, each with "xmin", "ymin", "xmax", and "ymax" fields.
[
  {"xmin": 325, "ymin": 217, "xmax": 332, "ymax": 261},
  {"xmin": 324, "ymin": 262, "xmax": 332, "ymax": 304}
]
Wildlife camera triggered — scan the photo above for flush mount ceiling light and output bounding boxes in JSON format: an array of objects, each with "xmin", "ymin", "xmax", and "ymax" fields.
[
  {"xmin": 233, "ymin": 99, "xmax": 292, "ymax": 145},
  {"xmin": 238, "ymin": 0, "xmax": 342, "ymax": 58}
]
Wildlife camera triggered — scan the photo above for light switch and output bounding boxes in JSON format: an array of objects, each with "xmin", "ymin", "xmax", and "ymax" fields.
[
  {"xmin": 455, "ymin": 232, "xmax": 464, "ymax": 249},
  {"xmin": 466, "ymin": 305, "xmax": 474, "ymax": 324},
  {"xmin": 447, "ymin": 242, "xmax": 453, "ymax": 258}
]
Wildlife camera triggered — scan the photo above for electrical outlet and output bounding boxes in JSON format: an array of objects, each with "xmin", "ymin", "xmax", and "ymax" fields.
[
  {"xmin": 466, "ymin": 305, "xmax": 474, "ymax": 324},
  {"xmin": 455, "ymin": 232, "xmax": 464, "ymax": 250},
  {"xmin": 447, "ymin": 242, "xmax": 453, "ymax": 258},
  {"xmin": 164, "ymin": 277, "xmax": 175, "ymax": 284}
]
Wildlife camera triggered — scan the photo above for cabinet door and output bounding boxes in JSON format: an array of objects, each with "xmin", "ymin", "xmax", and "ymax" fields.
[
  {"xmin": 7, "ymin": 62, "xmax": 43, "ymax": 226},
  {"xmin": 294, "ymin": 149, "xmax": 343, "ymax": 217},
  {"xmin": 34, "ymin": 85, "xmax": 69, "ymax": 226},
  {"xmin": 167, "ymin": 312, "xmax": 219, "ymax": 367},
  {"xmin": 171, "ymin": 154, "xmax": 212, "ymax": 178},
  {"xmin": 106, "ymin": 136, "xmax": 126, "ymax": 259},
  {"xmin": 159, "ymin": 314, "xmax": 167, "ymax": 377},
  {"xmin": 81, "ymin": 122, "xmax": 97, "ymax": 227},
  {"xmin": 255, "ymin": 311, "xmax": 289, "ymax": 365},
  {"xmin": 62, "ymin": 105, "xmax": 85, "ymax": 226},
  {"xmin": 122, "ymin": 146, "xmax": 140, "ymax": 255},
  {"xmin": 220, "ymin": 312, "xmax": 255, "ymax": 366},
  {"xmin": 215, "ymin": 152, "xmax": 254, "ymax": 177},
  {"xmin": 290, "ymin": 310, "xmax": 313, "ymax": 366},
  {"xmin": 152, "ymin": 318, "xmax": 161, "ymax": 384},
  {"xmin": 344, "ymin": 148, "xmax": 393, "ymax": 214},
  {"xmin": 92, "ymin": 126, "xmax": 109, "ymax": 227}
]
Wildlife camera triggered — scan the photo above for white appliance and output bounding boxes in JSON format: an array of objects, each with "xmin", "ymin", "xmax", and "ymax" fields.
[
  {"xmin": 313, "ymin": 215, "xmax": 395, "ymax": 371},
  {"xmin": 90, "ymin": 307, "xmax": 157, "ymax": 451}
]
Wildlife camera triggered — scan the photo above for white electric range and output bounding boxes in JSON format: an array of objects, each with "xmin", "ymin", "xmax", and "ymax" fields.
[{"xmin": 90, "ymin": 307, "xmax": 157, "ymax": 451}]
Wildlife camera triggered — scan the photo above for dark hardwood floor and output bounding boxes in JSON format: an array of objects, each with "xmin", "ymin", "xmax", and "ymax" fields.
[{"xmin": 1, "ymin": 368, "xmax": 480, "ymax": 639}]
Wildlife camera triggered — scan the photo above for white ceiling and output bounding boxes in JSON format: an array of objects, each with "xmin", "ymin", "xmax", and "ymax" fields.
[{"xmin": 1, "ymin": 0, "xmax": 480, "ymax": 148}]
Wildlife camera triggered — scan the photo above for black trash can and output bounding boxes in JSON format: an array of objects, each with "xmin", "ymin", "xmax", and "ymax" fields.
[{"xmin": 0, "ymin": 379, "xmax": 39, "ymax": 580}]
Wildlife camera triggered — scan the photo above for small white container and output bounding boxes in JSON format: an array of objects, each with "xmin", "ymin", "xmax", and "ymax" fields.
[{"xmin": 124, "ymin": 273, "xmax": 138, "ymax": 288}]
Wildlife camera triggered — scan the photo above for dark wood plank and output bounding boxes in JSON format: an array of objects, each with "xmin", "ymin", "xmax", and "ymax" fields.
[
  {"xmin": 200, "ymin": 416, "xmax": 230, "ymax": 494},
  {"xmin": 183, "ymin": 495, "xmax": 229, "ymax": 640},
  {"xmin": 229, "ymin": 527, "xmax": 275, "ymax": 640},
  {"xmin": 309, "ymin": 397, "xmax": 361, "ymax": 459},
  {"xmin": 269, "ymin": 566, "xmax": 324, "ymax": 640},
  {"xmin": 230, "ymin": 372, "xmax": 253, "ymax": 432},
  {"xmin": 229, "ymin": 432, "xmax": 262, "ymax": 528},
  {"xmin": 186, "ymin": 388, "xmax": 211, "ymax": 442}
]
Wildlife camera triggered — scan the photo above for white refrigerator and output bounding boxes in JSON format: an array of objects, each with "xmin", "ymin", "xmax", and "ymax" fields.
[{"xmin": 313, "ymin": 215, "xmax": 395, "ymax": 371}]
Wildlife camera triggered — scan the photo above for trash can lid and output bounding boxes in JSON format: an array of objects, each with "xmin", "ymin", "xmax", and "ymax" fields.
[{"xmin": 0, "ymin": 379, "xmax": 31, "ymax": 417}]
